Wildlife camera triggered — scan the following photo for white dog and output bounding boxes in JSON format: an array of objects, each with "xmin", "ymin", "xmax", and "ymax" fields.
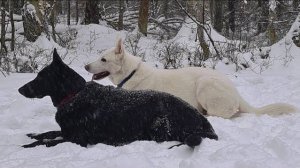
[{"xmin": 85, "ymin": 38, "xmax": 296, "ymax": 119}]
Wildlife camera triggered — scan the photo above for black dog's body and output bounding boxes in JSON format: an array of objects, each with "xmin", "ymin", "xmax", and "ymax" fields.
[
  {"xmin": 19, "ymin": 49, "xmax": 218, "ymax": 148},
  {"xmin": 56, "ymin": 82, "xmax": 217, "ymax": 147}
]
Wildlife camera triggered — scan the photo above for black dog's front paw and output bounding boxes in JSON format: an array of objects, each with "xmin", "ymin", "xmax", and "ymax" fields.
[
  {"xmin": 22, "ymin": 139, "xmax": 66, "ymax": 148},
  {"xmin": 22, "ymin": 140, "xmax": 44, "ymax": 148},
  {"xmin": 23, "ymin": 131, "xmax": 65, "ymax": 148},
  {"xmin": 26, "ymin": 133, "xmax": 39, "ymax": 139},
  {"xmin": 26, "ymin": 131, "xmax": 62, "ymax": 140}
]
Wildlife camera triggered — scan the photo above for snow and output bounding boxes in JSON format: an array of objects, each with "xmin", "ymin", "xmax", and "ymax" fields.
[
  {"xmin": 1, "ymin": 22, "xmax": 300, "ymax": 168},
  {"xmin": 1, "ymin": 71, "xmax": 299, "ymax": 168},
  {"xmin": 269, "ymin": 0, "xmax": 277, "ymax": 12}
]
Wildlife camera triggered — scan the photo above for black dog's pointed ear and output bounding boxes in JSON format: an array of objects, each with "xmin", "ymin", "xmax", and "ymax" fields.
[{"xmin": 52, "ymin": 48, "xmax": 62, "ymax": 63}]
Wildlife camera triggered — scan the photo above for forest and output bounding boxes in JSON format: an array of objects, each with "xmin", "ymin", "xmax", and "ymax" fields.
[{"xmin": 0, "ymin": 0, "xmax": 299, "ymax": 75}]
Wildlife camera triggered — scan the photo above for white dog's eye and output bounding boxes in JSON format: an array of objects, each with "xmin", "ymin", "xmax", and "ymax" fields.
[{"xmin": 101, "ymin": 58, "xmax": 107, "ymax": 62}]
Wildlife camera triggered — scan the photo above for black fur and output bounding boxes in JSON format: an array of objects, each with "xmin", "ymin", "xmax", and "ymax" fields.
[{"xmin": 19, "ymin": 49, "xmax": 218, "ymax": 148}]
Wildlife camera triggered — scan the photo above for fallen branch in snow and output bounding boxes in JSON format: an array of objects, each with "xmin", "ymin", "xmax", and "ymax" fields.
[
  {"xmin": 0, "ymin": 69, "xmax": 7, "ymax": 77},
  {"xmin": 174, "ymin": 0, "xmax": 221, "ymax": 60}
]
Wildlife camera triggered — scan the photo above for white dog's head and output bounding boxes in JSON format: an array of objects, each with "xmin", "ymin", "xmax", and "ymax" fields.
[{"xmin": 85, "ymin": 38, "xmax": 125, "ymax": 80}]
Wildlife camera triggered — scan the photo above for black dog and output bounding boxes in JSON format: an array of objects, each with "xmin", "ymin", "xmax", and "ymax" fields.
[{"xmin": 19, "ymin": 49, "xmax": 218, "ymax": 148}]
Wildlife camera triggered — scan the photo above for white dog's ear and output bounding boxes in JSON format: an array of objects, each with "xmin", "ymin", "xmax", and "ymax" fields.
[{"xmin": 115, "ymin": 38, "xmax": 124, "ymax": 60}]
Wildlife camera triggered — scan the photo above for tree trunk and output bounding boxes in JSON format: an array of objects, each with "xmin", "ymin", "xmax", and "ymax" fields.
[
  {"xmin": 276, "ymin": 0, "xmax": 284, "ymax": 18},
  {"xmin": 214, "ymin": 0, "xmax": 223, "ymax": 33},
  {"xmin": 118, "ymin": 0, "xmax": 124, "ymax": 30},
  {"xmin": 268, "ymin": 7, "xmax": 277, "ymax": 45},
  {"xmin": 84, "ymin": 0, "xmax": 100, "ymax": 24},
  {"xmin": 50, "ymin": 0, "xmax": 57, "ymax": 42},
  {"xmin": 257, "ymin": 0, "xmax": 269, "ymax": 34},
  {"xmin": 228, "ymin": 0, "xmax": 235, "ymax": 33},
  {"xmin": 22, "ymin": 0, "xmax": 42, "ymax": 42},
  {"xmin": 67, "ymin": 0, "xmax": 70, "ymax": 25},
  {"xmin": 267, "ymin": 22, "xmax": 277, "ymax": 45},
  {"xmin": 152, "ymin": 0, "xmax": 159, "ymax": 18},
  {"xmin": 41, "ymin": 0, "xmax": 51, "ymax": 40},
  {"xmin": 1, "ymin": 0, "xmax": 7, "ymax": 53},
  {"xmin": 14, "ymin": 0, "xmax": 24, "ymax": 15},
  {"xmin": 196, "ymin": 0, "xmax": 209, "ymax": 61},
  {"xmin": 138, "ymin": 0, "xmax": 149, "ymax": 36},
  {"xmin": 57, "ymin": 0, "xmax": 63, "ymax": 15},
  {"xmin": 9, "ymin": 0, "xmax": 14, "ymax": 51},
  {"xmin": 75, "ymin": 0, "xmax": 79, "ymax": 24},
  {"xmin": 209, "ymin": 0, "xmax": 215, "ymax": 26},
  {"xmin": 293, "ymin": 0, "xmax": 299, "ymax": 10},
  {"xmin": 162, "ymin": 0, "xmax": 168, "ymax": 19},
  {"xmin": 187, "ymin": 0, "xmax": 210, "ymax": 61}
]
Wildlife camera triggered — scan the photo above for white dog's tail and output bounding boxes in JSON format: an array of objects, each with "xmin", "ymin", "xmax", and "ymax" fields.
[{"xmin": 239, "ymin": 96, "xmax": 297, "ymax": 116}]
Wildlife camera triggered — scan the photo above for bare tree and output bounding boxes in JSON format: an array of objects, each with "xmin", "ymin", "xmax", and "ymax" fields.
[
  {"xmin": 138, "ymin": 0, "xmax": 149, "ymax": 36},
  {"xmin": 40, "ymin": 0, "xmax": 52, "ymax": 40},
  {"xmin": 188, "ymin": 0, "xmax": 210, "ymax": 60},
  {"xmin": 178, "ymin": 1, "xmax": 209, "ymax": 61},
  {"xmin": 13, "ymin": 0, "xmax": 24, "ymax": 15},
  {"xmin": 118, "ymin": 0, "xmax": 125, "ymax": 30},
  {"xmin": 1, "ymin": 0, "xmax": 7, "ymax": 53},
  {"xmin": 213, "ymin": 0, "xmax": 223, "ymax": 33},
  {"xmin": 276, "ymin": 0, "xmax": 284, "ymax": 18},
  {"xmin": 84, "ymin": 0, "xmax": 100, "ymax": 24},
  {"xmin": 67, "ymin": 0, "xmax": 70, "ymax": 25},
  {"xmin": 158, "ymin": 41, "xmax": 185, "ymax": 69},
  {"xmin": 76, "ymin": 0, "xmax": 79, "ymax": 24},
  {"xmin": 175, "ymin": 0, "xmax": 221, "ymax": 61},
  {"xmin": 50, "ymin": 0, "xmax": 57, "ymax": 42},
  {"xmin": 209, "ymin": 0, "xmax": 215, "ymax": 25},
  {"xmin": 9, "ymin": 0, "xmax": 14, "ymax": 51},
  {"xmin": 162, "ymin": 0, "xmax": 168, "ymax": 19},
  {"xmin": 228, "ymin": 0, "xmax": 235, "ymax": 33},
  {"xmin": 293, "ymin": 0, "xmax": 299, "ymax": 10},
  {"xmin": 257, "ymin": 0, "xmax": 269, "ymax": 34},
  {"xmin": 268, "ymin": 6, "xmax": 278, "ymax": 45}
]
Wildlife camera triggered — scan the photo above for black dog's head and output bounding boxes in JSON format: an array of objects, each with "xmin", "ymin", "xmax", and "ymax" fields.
[{"xmin": 18, "ymin": 48, "xmax": 86, "ymax": 107}]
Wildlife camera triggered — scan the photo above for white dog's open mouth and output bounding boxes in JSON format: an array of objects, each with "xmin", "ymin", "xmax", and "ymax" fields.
[{"xmin": 92, "ymin": 71, "xmax": 110, "ymax": 80}]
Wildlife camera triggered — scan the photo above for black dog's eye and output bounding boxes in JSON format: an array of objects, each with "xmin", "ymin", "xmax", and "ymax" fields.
[{"xmin": 101, "ymin": 58, "xmax": 107, "ymax": 62}]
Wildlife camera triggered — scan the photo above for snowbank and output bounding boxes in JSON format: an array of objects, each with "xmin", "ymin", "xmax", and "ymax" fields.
[{"xmin": 0, "ymin": 71, "xmax": 299, "ymax": 168}]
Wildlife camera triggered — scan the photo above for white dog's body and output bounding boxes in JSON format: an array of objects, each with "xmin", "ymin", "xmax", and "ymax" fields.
[{"xmin": 85, "ymin": 39, "xmax": 296, "ymax": 118}]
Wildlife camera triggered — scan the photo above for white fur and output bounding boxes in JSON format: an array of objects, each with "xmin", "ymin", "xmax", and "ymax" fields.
[{"xmin": 85, "ymin": 39, "xmax": 297, "ymax": 119}]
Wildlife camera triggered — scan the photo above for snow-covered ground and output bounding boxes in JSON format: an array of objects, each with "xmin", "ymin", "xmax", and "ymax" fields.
[{"xmin": 1, "ymin": 23, "xmax": 300, "ymax": 168}]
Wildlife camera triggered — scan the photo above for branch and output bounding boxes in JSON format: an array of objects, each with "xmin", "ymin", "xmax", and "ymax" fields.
[
  {"xmin": 149, "ymin": 17, "xmax": 178, "ymax": 31},
  {"xmin": 0, "ymin": 68, "xmax": 6, "ymax": 77},
  {"xmin": 174, "ymin": 0, "xmax": 221, "ymax": 60}
]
